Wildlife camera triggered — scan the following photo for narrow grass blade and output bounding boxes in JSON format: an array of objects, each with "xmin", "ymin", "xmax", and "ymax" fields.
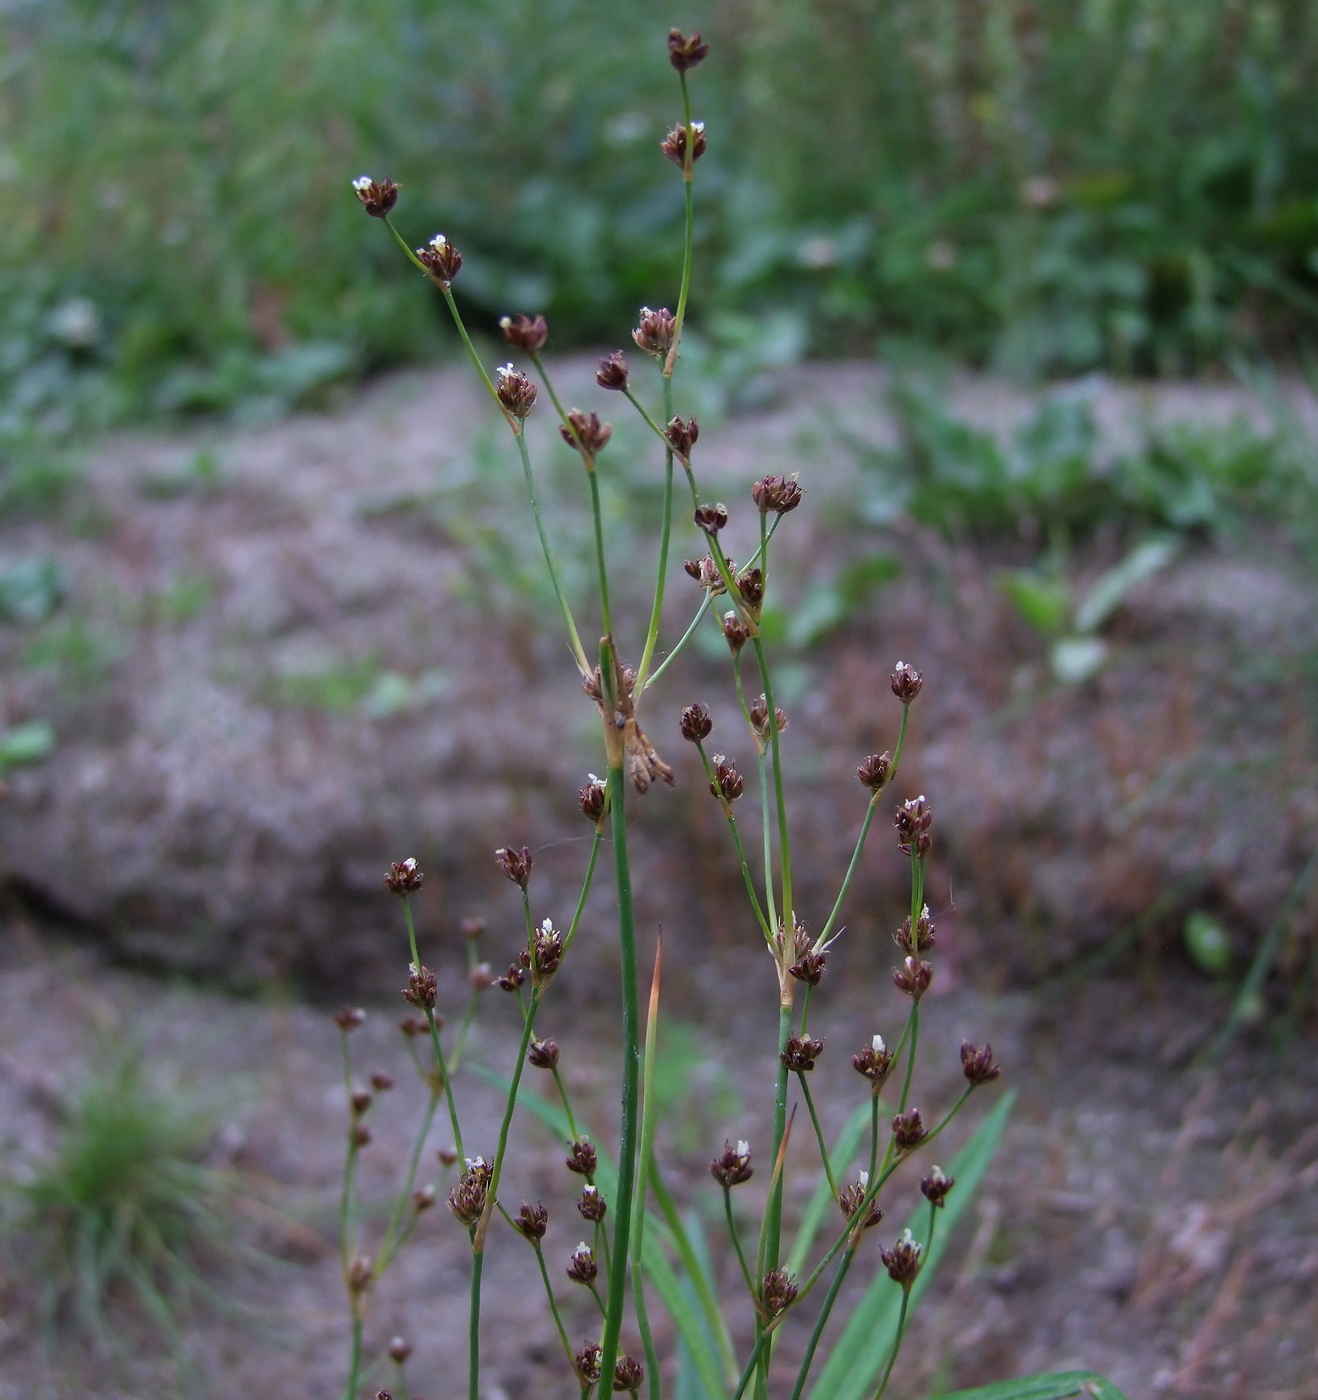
[
  {"xmin": 643, "ymin": 1240, "xmax": 727, "ymax": 1400},
  {"xmin": 786, "ymin": 1100, "xmax": 872, "ymax": 1276},
  {"xmin": 932, "ymin": 1371, "xmax": 1129, "ymax": 1400},
  {"xmin": 806, "ymin": 1091, "xmax": 1016, "ymax": 1400}
]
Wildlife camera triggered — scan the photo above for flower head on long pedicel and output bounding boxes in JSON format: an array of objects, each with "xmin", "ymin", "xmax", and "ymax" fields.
[
  {"xmin": 495, "ymin": 363, "xmax": 538, "ymax": 420},
  {"xmin": 895, "ymin": 795, "xmax": 933, "ymax": 857},
  {"xmin": 560, "ymin": 409, "xmax": 612, "ymax": 455},
  {"xmin": 402, "ymin": 963, "xmax": 437, "ymax": 1010},
  {"xmin": 684, "ymin": 553, "xmax": 729, "ymax": 594},
  {"xmin": 961, "ymin": 1040, "xmax": 1002, "ymax": 1085},
  {"xmin": 892, "ymin": 954, "xmax": 933, "ymax": 1000},
  {"xmin": 613, "ymin": 1356, "xmax": 645, "ymax": 1394},
  {"xmin": 895, "ymin": 907, "xmax": 937, "ymax": 954},
  {"xmin": 664, "ymin": 415, "xmax": 699, "ymax": 457},
  {"xmin": 565, "ymin": 1241, "xmax": 598, "ymax": 1285},
  {"xmin": 693, "ymin": 501, "xmax": 728, "ymax": 535},
  {"xmin": 566, "ymin": 1138, "xmax": 597, "ymax": 1176},
  {"xmin": 891, "ymin": 1107, "xmax": 928, "ymax": 1152},
  {"xmin": 781, "ymin": 1034, "xmax": 824, "ymax": 1072},
  {"xmin": 575, "ymin": 1342, "xmax": 603, "ymax": 1385},
  {"xmin": 384, "ymin": 857, "xmax": 424, "ymax": 896},
  {"xmin": 579, "ymin": 773, "xmax": 608, "ymax": 824},
  {"xmin": 527, "ymin": 1037, "xmax": 559, "ymax": 1070},
  {"xmin": 352, "ymin": 175, "xmax": 399, "ymax": 218},
  {"xmin": 447, "ymin": 1157, "xmax": 491, "ymax": 1226},
  {"xmin": 710, "ymin": 1139, "xmax": 753, "ymax": 1187},
  {"xmin": 679, "ymin": 702, "xmax": 713, "ymax": 743},
  {"xmin": 921, "ymin": 1166, "xmax": 955, "ymax": 1208},
  {"xmin": 494, "ymin": 845, "xmax": 533, "ymax": 888},
  {"xmin": 852, "ymin": 1033, "xmax": 895, "ymax": 1086},
  {"xmin": 748, "ymin": 693, "xmax": 786, "ymax": 743},
  {"xmin": 789, "ymin": 949, "xmax": 826, "ymax": 985},
  {"xmin": 857, "ymin": 751, "xmax": 892, "ymax": 792},
  {"xmin": 513, "ymin": 1200, "xmax": 548, "ymax": 1241},
  {"xmin": 760, "ymin": 1267, "xmax": 798, "ymax": 1317},
  {"xmin": 533, "ymin": 918, "xmax": 563, "ymax": 978},
  {"xmin": 333, "ymin": 1006, "xmax": 366, "ymax": 1032},
  {"xmin": 662, "ymin": 121, "xmax": 707, "ymax": 167},
  {"xmin": 722, "ymin": 612, "xmax": 750, "ymax": 655},
  {"xmin": 577, "ymin": 1184, "xmax": 607, "ymax": 1222},
  {"xmin": 633, "ymin": 306, "xmax": 676, "ymax": 358},
  {"xmin": 880, "ymin": 1228, "xmax": 923, "ymax": 1286},
  {"xmin": 709, "ymin": 754, "xmax": 744, "ymax": 803},
  {"xmin": 595, "ymin": 350, "xmax": 629, "ymax": 391},
  {"xmin": 668, "ymin": 29, "xmax": 710, "ymax": 71},
  {"xmin": 751, "ymin": 473, "xmax": 804, "ymax": 515},
  {"xmin": 839, "ymin": 1173, "xmax": 884, "ymax": 1229},
  {"xmin": 388, "ymin": 1337, "xmax": 413, "ymax": 1364},
  {"xmin": 736, "ymin": 566, "xmax": 764, "ymax": 613},
  {"xmin": 416, "ymin": 233, "xmax": 461, "ymax": 285},
  {"xmin": 499, "ymin": 313, "xmax": 548, "ymax": 354},
  {"xmin": 890, "ymin": 660, "xmax": 923, "ymax": 703}
]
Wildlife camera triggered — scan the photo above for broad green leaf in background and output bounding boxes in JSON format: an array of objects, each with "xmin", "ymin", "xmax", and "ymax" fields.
[
  {"xmin": 933, "ymin": 1369, "xmax": 1129, "ymax": 1400},
  {"xmin": 806, "ymin": 1091, "xmax": 1016, "ymax": 1400},
  {"xmin": 1073, "ymin": 535, "xmax": 1178, "ymax": 633}
]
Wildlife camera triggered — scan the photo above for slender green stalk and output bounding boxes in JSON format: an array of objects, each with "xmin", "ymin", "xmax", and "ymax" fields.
[
  {"xmin": 402, "ymin": 897, "xmax": 464, "ymax": 1161},
  {"xmin": 596, "ymin": 756, "xmax": 641, "ymax": 1398},
  {"xmin": 534, "ymin": 1244, "xmax": 578, "ymax": 1372},
  {"xmin": 757, "ymin": 747, "xmax": 780, "ymax": 939},
  {"xmin": 377, "ymin": 1086, "xmax": 440, "ymax": 1269},
  {"xmin": 585, "ymin": 469, "xmax": 613, "ymax": 637},
  {"xmin": 817, "ymin": 796, "xmax": 878, "ymax": 947},
  {"xmin": 342, "ymin": 1312, "xmax": 363, "ymax": 1400},
  {"xmin": 468, "ymin": 1249, "xmax": 483, "ymax": 1400},
  {"xmin": 869, "ymin": 1095, "xmax": 881, "ymax": 1179},
  {"xmin": 513, "ymin": 429, "xmax": 590, "ymax": 674},
  {"xmin": 448, "ymin": 991, "xmax": 480, "ymax": 1074},
  {"xmin": 643, "ymin": 593, "xmax": 711, "ymax": 691},
  {"xmin": 788, "ymin": 1244, "xmax": 857, "ymax": 1400},
  {"xmin": 635, "ymin": 447, "xmax": 674, "ymax": 693},
  {"xmin": 722, "ymin": 1185, "xmax": 756, "ymax": 1295},
  {"xmin": 694, "ymin": 741, "xmax": 773, "ymax": 941},
  {"xmin": 473, "ymin": 991, "xmax": 542, "ymax": 1252},
  {"xmin": 440, "ymin": 286, "xmax": 502, "ymax": 408},
  {"xmin": 551, "ymin": 1067, "xmax": 580, "ymax": 1141},
  {"xmin": 630, "ymin": 940, "xmax": 663, "ymax": 1400},
  {"xmin": 664, "ymin": 72, "xmax": 697, "ymax": 377},
  {"xmin": 561, "ymin": 827, "xmax": 604, "ymax": 958},
  {"xmin": 897, "ymin": 1003, "xmax": 920, "ymax": 1117},
  {"xmin": 873, "ymin": 1286, "xmax": 912, "ymax": 1400},
  {"xmin": 751, "ymin": 635, "xmax": 793, "ymax": 930},
  {"xmin": 796, "ymin": 1073, "xmax": 838, "ymax": 1200},
  {"xmin": 758, "ymin": 1006, "xmax": 794, "ymax": 1278}
]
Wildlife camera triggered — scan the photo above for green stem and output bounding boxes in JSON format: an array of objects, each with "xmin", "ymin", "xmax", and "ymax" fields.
[
  {"xmin": 635, "ymin": 445, "xmax": 674, "ymax": 693},
  {"xmin": 758, "ymin": 1006, "xmax": 794, "ymax": 1281},
  {"xmin": 751, "ymin": 635, "xmax": 793, "ymax": 930},
  {"xmin": 817, "ymin": 796, "xmax": 879, "ymax": 947},
  {"xmin": 797, "ymin": 1073, "xmax": 838, "ymax": 1200},
  {"xmin": 643, "ymin": 593, "xmax": 711, "ymax": 692},
  {"xmin": 664, "ymin": 72, "xmax": 697, "ymax": 377},
  {"xmin": 551, "ymin": 1067, "xmax": 580, "ymax": 1141},
  {"xmin": 694, "ymin": 741, "xmax": 773, "ymax": 942},
  {"xmin": 788, "ymin": 1244, "xmax": 857, "ymax": 1400},
  {"xmin": 469, "ymin": 1248, "xmax": 483, "ymax": 1400},
  {"xmin": 342, "ymin": 1311, "xmax": 363, "ymax": 1400},
  {"xmin": 438, "ymin": 286, "xmax": 501, "ymax": 409},
  {"xmin": 585, "ymin": 468, "xmax": 613, "ymax": 638},
  {"xmin": 757, "ymin": 746, "xmax": 779, "ymax": 941},
  {"xmin": 562, "ymin": 827, "xmax": 604, "ymax": 959},
  {"xmin": 630, "ymin": 941, "xmax": 663, "ymax": 1400},
  {"xmin": 723, "ymin": 1186, "xmax": 756, "ymax": 1297},
  {"xmin": 513, "ymin": 429, "xmax": 590, "ymax": 674},
  {"xmin": 534, "ymin": 1244, "xmax": 578, "ymax": 1373},
  {"xmin": 403, "ymin": 897, "xmax": 464, "ymax": 1161},
  {"xmin": 873, "ymin": 1287, "xmax": 912, "ymax": 1400},
  {"xmin": 377, "ymin": 1086, "xmax": 440, "ymax": 1270}
]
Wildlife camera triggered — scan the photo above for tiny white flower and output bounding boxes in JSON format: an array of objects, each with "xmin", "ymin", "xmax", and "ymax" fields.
[
  {"xmin": 429, "ymin": 232, "xmax": 449, "ymax": 251},
  {"xmin": 872, "ymin": 1033, "xmax": 886, "ymax": 1054},
  {"xmin": 573, "ymin": 1241, "xmax": 591, "ymax": 1257},
  {"xmin": 736, "ymin": 1140, "xmax": 749, "ymax": 1158},
  {"xmin": 899, "ymin": 1228, "xmax": 916, "ymax": 1247},
  {"xmin": 352, "ymin": 175, "xmax": 373, "ymax": 191},
  {"xmin": 858, "ymin": 1170, "xmax": 869, "ymax": 1189}
]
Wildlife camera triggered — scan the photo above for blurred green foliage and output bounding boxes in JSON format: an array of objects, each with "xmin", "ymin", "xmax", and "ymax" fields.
[{"xmin": 4, "ymin": 0, "xmax": 1318, "ymax": 445}]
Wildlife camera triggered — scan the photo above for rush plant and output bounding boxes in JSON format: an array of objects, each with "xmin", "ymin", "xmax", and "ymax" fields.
[{"xmin": 334, "ymin": 31, "xmax": 1127, "ymax": 1400}]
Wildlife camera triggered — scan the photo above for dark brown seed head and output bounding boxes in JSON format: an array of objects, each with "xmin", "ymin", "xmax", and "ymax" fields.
[
  {"xmin": 661, "ymin": 121, "xmax": 707, "ymax": 167},
  {"xmin": 351, "ymin": 1087, "xmax": 373, "ymax": 1116},
  {"xmin": 880, "ymin": 1229, "xmax": 923, "ymax": 1286},
  {"xmin": 751, "ymin": 473, "xmax": 804, "ymax": 515},
  {"xmin": 892, "ymin": 955, "xmax": 933, "ymax": 1000},
  {"xmin": 709, "ymin": 754, "xmax": 745, "ymax": 803},
  {"xmin": 370, "ymin": 1070, "xmax": 394, "ymax": 1092},
  {"xmin": 495, "ymin": 364, "xmax": 538, "ymax": 420},
  {"xmin": 437, "ymin": 1145, "xmax": 459, "ymax": 1167},
  {"xmin": 890, "ymin": 660, "xmax": 923, "ymax": 704},
  {"xmin": 789, "ymin": 950, "xmax": 826, "ymax": 985},
  {"xmin": 579, "ymin": 773, "xmax": 608, "ymax": 824},
  {"xmin": 679, "ymin": 702, "xmax": 713, "ymax": 743},
  {"xmin": 668, "ymin": 28, "xmax": 710, "ymax": 71},
  {"xmin": 494, "ymin": 845, "xmax": 533, "ymax": 888},
  {"xmin": 838, "ymin": 1177, "xmax": 884, "ymax": 1230},
  {"xmin": 921, "ymin": 1166, "xmax": 955, "ymax": 1208},
  {"xmin": 722, "ymin": 612, "xmax": 751, "ymax": 655},
  {"xmin": 566, "ymin": 1138, "xmax": 598, "ymax": 1176},
  {"xmin": 736, "ymin": 566, "xmax": 764, "ymax": 612},
  {"xmin": 664, "ymin": 415, "xmax": 699, "ymax": 457},
  {"xmin": 633, "ymin": 306, "xmax": 676, "ymax": 359},
  {"xmin": 852, "ymin": 1034, "xmax": 895, "ymax": 1086},
  {"xmin": 497, "ymin": 962, "xmax": 525, "ymax": 993},
  {"xmin": 447, "ymin": 1157, "xmax": 492, "ymax": 1226},
  {"xmin": 566, "ymin": 1241, "xmax": 598, "ymax": 1285},
  {"xmin": 416, "ymin": 232, "xmax": 462, "ymax": 285},
  {"xmin": 533, "ymin": 919, "xmax": 563, "ymax": 979},
  {"xmin": 693, "ymin": 502, "xmax": 728, "ymax": 535},
  {"xmin": 857, "ymin": 751, "xmax": 891, "ymax": 792},
  {"xmin": 412, "ymin": 1184, "xmax": 436, "ymax": 1212},
  {"xmin": 760, "ymin": 1267, "xmax": 798, "ymax": 1317},
  {"xmin": 387, "ymin": 1336, "xmax": 413, "ymax": 1364},
  {"xmin": 596, "ymin": 350, "xmax": 630, "ymax": 391},
  {"xmin": 894, "ymin": 796, "xmax": 933, "ymax": 856},
  {"xmin": 560, "ymin": 409, "xmax": 612, "ymax": 455},
  {"xmin": 575, "ymin": 1342, "xmax": 603, "ymax": 1385},
  {"xmin": 710, "ymin": 1139, "xmax": 754, "ymax": 1187},
  {"xmin": 402, "ymin": 963, "xmax": 438, "ymax": 1010},
  {"xmin": 685, "ymin": 554, "xmax": 728, "ymax": 593},
  {"xmin": 347, "ymin": 1255, "xmax": 374, "ymax": 1295},
  {"xmin": 613, "ymin": 1356, "xmax": 645, "ymax": 1394},
  {"xmin": 351, "ymin": 175, "xmax": 399, "ymax": 218},
  {"xmin": 528, "ymin": 1038, "xmax": 560, "ymax": 1070},
  {"xmin": 891, "ymin": 1107, "xmax": 928, "ymax": 1151},
  {"xmin": 333, "ymin": 1006, "xmax": 366, "ymax": 1033},
  {"xmin": 384, "ymin": 857, "xmax": 424, "ymax": 896},
  {"xmin": 894, "ymin": 908, "xmax": 936, "ymax": 955},
  {"xmin": 781, "ymin": 1034, "xmax": 824, "ymax": 1072},
  {"xmin": 499, "ymin": 313, "xmax": 548, "ymax": 354},
  {"xmin": 748, "ymin": 694, "xmax": 787, "ymax": 743},
  {"xmin": 513, "ymin": 1200, "xmax": 548, "ymax": 1242},
  {"xmin": 577, "ymin": 1184, "xmax": 607, "ymax": 1222},
  {"xmin": 461, "ymin": 916, "xmax": 486, "ymax": 941},
  {"xmin": 961, "ymin": 1040, "xmax": 1002, "ymax": 1086}
]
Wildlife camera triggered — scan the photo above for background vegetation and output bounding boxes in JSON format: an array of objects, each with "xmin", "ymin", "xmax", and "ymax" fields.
[{"xmin": 5, "ymin": 0, "xmax": 1318, "ymax": 444}]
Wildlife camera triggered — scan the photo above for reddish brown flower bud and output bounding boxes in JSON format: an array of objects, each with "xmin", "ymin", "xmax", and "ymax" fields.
[
  {"xmin": 693, "ymin": 502, "xmax": 728, "ymax": 534},
  {"xmin": 416, "ymin": 232, "xmax": 462, "ymax": 285},
  {"xmin": 333, "ymin": 1006, "xmax": 366, "ymax": 1032},
  {"xmin": 566, "ymin": 1241, "xmax": 598, "ymax": 1285},
  {"xmin": 662, "ymin": 121, "xmax": 707, "ymax": 167},
  {"xmin": 495, "ymin": 845, "xmax": 533, "ymax": 888},
  {"xmin": 384, "ymin": 857, "xmax": 424, "ymax": 896},
  {"xmin": 497, "ymin": 963, "xmax": 525, "ymax": 993},
  {"xmin": 736, "ymin": 567, "xmax": 764, "ymax": 612},
  {"xmin": 894, "ymin": 796, "xmax": 933, "ymax": 857},
  {"xmin": 880, "ymin": 1228, "xmax": 923, "ymax": 1286},
  {"xmin": 560, "ymin": 409, "xmax": 612, "ymax": 455},
  {"xmin": 668, "ymin": 28, "xmax": 709, "ymax": 71},
  {"xmin": 852, "ymin": 1034, "xmax": 894, "ymax": 1087},
  {"xmin": 709, "ymin": 754, "xmax": 744, "ymax": 803},
  {"xmin": 413, "ymin": 1184, "xmax": 436, "ymax": 1212},
  {"xmin": 447, "ymin": 1157, "xmax": 492, "ymax": 1226},
  {"xmin": 748, "ymin": 694, "xmax": 787, "ymax": 743},
  {"xmin": 469, "ymin": 962, "xmax": 495, "ymax": 992},
  {"xmin": 499, "ymin": 313, "xmax": 548, "ymax": 354},
  {"xmin": 789, "ymin": 950, "xmax": 826, "ymax": 985},
  {"xmin": 751, "ymin": 473, "xmax": 804, "ymax": 515},
  {"xmin": 921, "ymin": 1166, "xmax": 955, "ymax": 1208},
  {"xmin": 613, "ymin": 1356, "xmax": 645, "ymax": 1394},
  {"xmin": 781, "ymin": 1034, "xmax": 824, "ymax": 1072},
  {"xmin": 664, "ymin": 415, "xmax": 699, "ymax": 457},
  {"xmin": 596, "ymin": 351, "xmax": 629, "ymax": 391},
  {"xmin": 579, "ymin": 774, "xmax": 608, "ymax": 824},
  {"xmin": 402, "ymin": 964, "xmax": 438, "ymax": 1010},
  {"xmin": 350, "ymin": 1123, "xmax": 373, "ymax": 1148},
  {"xmin": 760, "ymin": 1267, "xmax": 798, "ymax": 1317},
  {"xmin": 437, "ymin": 1145, "xmax": 459, "ymax": 1167},
  {"xmin": 679, "ymin": 702, "xmax": 713, "ymax": 743},
  {"xmin": 892, "ymin": 955, "xmax": 933, "ymax": 1000},
  {"xmin": 961, "ymin": 1041, "xmax": 1002, "ymax": 1086},
  {"xmin": 894, "ymin": 908, "xmax": 936, "ymax": 955},
  {"xmin": 351, "ymin": 1086, "xmax": 373, "ymax": 1116},
  {"xmin": 890, "ymin": 661, "xmax": 923, "ymax": 703},
  {"xmin": 347, "ymin": 1256, "xmax": 373, "ymax": 1295},
  {"xmin": 577, "ymin": 1184, "xmax": 607, "ymax": 1222},
  {"xmin": 513, "ymin": 1200, "xmax": 548, "ymax": 1242},
  {"xmin": 528, "ymin": 1037, "xmax": 560, "ymax": 1070},
  {"xmin": 891, "ymin": 1108, "xmax": 928, "ymax": 1151},
  {"xmin": 533, "ymin": 918, "xmax": 563, "ymax": 979},
  {"xmin": 633, "ymin": 306, "xmax": 676, "ymax": 359},
  {"xmin": 839, "ymin": 1177, "xmax": 884, "ymax": 1229},
  {"xmin": 566, "ymin": 1138, "xmax": 598, "ymax": 1176},
  {"xmin": 461, "ymin": 917, "xmax": 485, "ymax": 941},
  {"xmin": 710, "ymin": 1139, "xmax": 754, "ymax": 1187},
  {"xmin": 495, "ymin": 363, "xmax": 538, "ymax": 420},
  {"xmin": 576, "ymin": 1342, "xmax": 603, "ymax": 1385},
  {"xmin": 857, "ymin": 752, "xmax": 891, "ymax": 792},
  {"xmin": 722, "ymin": 612, "xmax": 751, "ymax": 655},
  {"xmin": 388, "ymin": 1336, "xmax": 413, "ymax": 1364},
  {"xmin": 352, "ymin": 175, "xmax": 399, "ymax": 218},
  {"xmin": 684, "ymin": 554, "xmax": 728, "ymax": 594},
  {"xmin": 370, "ymin": 1070, "xmax": 394, "ymax": 1092}
]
